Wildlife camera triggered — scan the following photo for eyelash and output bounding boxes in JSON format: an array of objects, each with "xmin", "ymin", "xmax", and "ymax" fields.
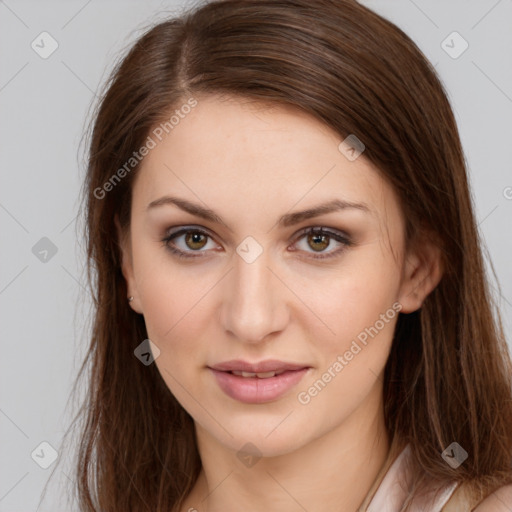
[{"xmin": 161, "ymin": 226, "xmax": 353, "ymax": 261}]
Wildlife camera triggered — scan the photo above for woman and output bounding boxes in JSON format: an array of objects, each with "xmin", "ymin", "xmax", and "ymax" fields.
[{"xmin": 76, "ymin": 0, "xmax": 512, "ymax": 510}]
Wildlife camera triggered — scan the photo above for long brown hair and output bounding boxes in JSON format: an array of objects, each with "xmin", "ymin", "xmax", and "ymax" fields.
[{"xmin": 73, "ymin": 0, "xmax": 512, "ymax": 510}]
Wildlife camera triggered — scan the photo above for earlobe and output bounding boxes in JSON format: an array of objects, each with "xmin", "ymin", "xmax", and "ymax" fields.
[
  {"xmin": 115, "ymin": 215, "xmax": 143, "ymax": 314},
  {"xmin": 398, "ymin": 234, "xmax": 444, "ymax": 314}
]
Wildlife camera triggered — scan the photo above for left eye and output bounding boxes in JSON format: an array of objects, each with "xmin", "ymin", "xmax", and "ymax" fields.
[
  {"xmin": 291, "ymin": 227, "xmax": 352, "ymax": 259},
  {"xmin": 162, "ymin": 226, "xmax": 352, "ymax": 260}
]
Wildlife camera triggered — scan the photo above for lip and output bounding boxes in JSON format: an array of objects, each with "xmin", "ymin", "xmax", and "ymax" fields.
[
  {"xmin": 209, "ymin": 359, "xmax": 308, "ymax": 373},
  {"xmin": 208, "ymin": 360, "xmax": 310, "ymax": 404}
]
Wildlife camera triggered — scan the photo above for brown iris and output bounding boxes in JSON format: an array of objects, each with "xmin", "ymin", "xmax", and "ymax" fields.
[
  {"xmin": 308, "ymin": 231, "xmax": 329, "ymax": 252},
  {"xmin": 185, "ymin": 231, "xmax": 208, "ymax": 250}
]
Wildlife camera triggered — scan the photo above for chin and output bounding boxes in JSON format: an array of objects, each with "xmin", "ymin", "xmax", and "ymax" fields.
[{"xmin": 196, "ymin": 412, "xmax": 319, "ymax": 459}]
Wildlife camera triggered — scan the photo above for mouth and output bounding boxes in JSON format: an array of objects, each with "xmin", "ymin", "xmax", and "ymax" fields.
[
  {"xmin": 229, "ymin": 369, "xmax": 287, "ymax": 378},
  {"xmin": 208, "ymin": 359, "xmax": 310, "ymax": 404}
]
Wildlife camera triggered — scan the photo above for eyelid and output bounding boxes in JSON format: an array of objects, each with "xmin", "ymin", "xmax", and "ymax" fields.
[
  {"xmin": 162, "ymin": 225, "xmax": 218, "ymax": 258},
  {"xmin": 289, "ymin": 226, "xmax": 352, "ymax": 260},
  {"xmin": 161, "ymin": 225, "xmax": 353, "ymax": 260},
  {"xmin": 292, "ymin": 226, "xmax": 351, "ymax": 243}
]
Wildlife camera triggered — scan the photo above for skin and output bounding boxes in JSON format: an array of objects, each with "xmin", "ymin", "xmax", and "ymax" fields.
[
  {"xmin": 475, "ymin": 486, "xmax": 512, "ymax": 511},
  {"xmin": 119, "ymin": 94, "xmax": 443, "ymax": 512}
]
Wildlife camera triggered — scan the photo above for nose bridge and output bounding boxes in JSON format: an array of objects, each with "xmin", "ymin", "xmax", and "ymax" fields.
[{"xmin": 221, "ymin": 247, "xmax": 287, "ymax": 343}]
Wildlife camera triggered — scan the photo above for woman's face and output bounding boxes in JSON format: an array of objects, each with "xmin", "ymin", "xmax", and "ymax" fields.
[{"xmin": 120, "ymin": 94, "xmax": 428, "ymax": 457}]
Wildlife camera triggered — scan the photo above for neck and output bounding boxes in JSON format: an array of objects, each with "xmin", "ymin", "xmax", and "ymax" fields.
[{"xmin": 182, "ymin": 381, "xmax": 392, "ymax": 512}]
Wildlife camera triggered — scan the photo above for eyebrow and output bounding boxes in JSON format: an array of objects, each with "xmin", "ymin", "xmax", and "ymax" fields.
[{"xmin": 146, "ymin": 195, "xmax": 371, "ymax": 228}]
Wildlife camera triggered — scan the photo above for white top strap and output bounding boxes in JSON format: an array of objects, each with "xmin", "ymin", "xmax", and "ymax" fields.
[{"xmin": 366, "ymin": 444, "xmax": 458, "ymax": 512}]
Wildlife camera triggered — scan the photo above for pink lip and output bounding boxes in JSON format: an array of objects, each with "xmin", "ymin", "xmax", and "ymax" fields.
[
  {"xmin": 208, "ymin": 360, "xmax": 310, "ymax": 404},
  {"xmin": 209, "ymin": 359, "xmax": 308, "ymax": 373}
]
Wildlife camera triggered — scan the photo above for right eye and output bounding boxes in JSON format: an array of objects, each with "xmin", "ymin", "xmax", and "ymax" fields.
[{"xmin": 161, "ymin": 227, "xmax": 219, "ymax": 259}]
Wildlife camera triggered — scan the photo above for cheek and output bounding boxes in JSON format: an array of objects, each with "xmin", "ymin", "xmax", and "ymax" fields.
[
  {"xmin": 294, "ymin": 262, "xmax": 401, "ymax": 420},
  {"xmin": 132, "ymin": 242, "xmax": 208, "ymax": 350},
  {"xmin": 292, "ymin": 245, "xmax": 402, "ymax": 356},
  {"xmin": 139, "ymin": 271, "xmax": 212, "ymax": 351},
  {"xmin": 135, "ymin": 259, "xmax": 212, "ymax": 405}
]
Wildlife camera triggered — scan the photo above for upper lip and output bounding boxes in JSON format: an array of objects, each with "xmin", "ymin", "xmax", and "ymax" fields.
[{"xmin": 209, "ymin": 359, "xmax": 309, "ymax": 373}]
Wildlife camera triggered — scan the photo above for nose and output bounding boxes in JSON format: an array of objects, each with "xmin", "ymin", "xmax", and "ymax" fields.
[{"xmin": 220, "ymin": 248, "xmax": 289, "ymax": 344}]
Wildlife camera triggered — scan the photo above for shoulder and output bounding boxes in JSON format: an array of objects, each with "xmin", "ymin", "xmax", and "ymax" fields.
[{"xmin": 473, "ymin": 484, "xmax": 512, "ymax": 511}]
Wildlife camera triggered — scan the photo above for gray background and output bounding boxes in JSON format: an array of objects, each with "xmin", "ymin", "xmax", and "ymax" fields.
[{"xmin": 0, "ymin": 1, "xmax": 511, "ymax": 510}]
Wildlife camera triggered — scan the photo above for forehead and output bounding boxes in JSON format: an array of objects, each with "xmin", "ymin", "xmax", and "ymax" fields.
[{"xmin": 132, "ymin": 94, "xmax": 402, "ymax": 232}]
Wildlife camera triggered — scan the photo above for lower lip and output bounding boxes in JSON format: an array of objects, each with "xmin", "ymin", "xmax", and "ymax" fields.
[{"xmin": 209, "ymin": 368, "xmax": 309, "ymax": 404}]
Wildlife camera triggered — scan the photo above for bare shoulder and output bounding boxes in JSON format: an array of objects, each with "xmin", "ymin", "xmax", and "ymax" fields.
[{"xmin": 473, "ymin": 484, "xmax": 512, "ymax": 511}]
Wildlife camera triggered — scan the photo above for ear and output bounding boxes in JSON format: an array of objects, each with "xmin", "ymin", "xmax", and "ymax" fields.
[
  {"xmin": 115, "ymin": 214, "xmax": 143, "ymax": 314},
  {"xmin": 397, "ymin": 231, "xmax": 444, "ymax": 314}
]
